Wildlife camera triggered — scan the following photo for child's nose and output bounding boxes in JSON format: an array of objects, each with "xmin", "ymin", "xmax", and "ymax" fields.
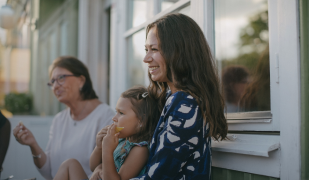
[{"xmin": 112, "ymin": 116, "xmax": 117, "ymax": 122}]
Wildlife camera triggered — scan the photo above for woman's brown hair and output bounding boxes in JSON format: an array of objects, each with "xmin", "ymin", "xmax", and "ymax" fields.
[
  {"xmin": 121, "ymin": 86, "xmax": 161, "ymax": 142},
  {"xmin": 146, "ymin": 13, "xmax": 227, "ymax": 141},
  {"xmin": 49, "ymin": 56, "xmax": 98, "ymax": 100}
]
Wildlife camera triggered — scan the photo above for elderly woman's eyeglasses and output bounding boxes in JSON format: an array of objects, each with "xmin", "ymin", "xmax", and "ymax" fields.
[{"xmin": 47, "ymin": 74, "xmax": 78, "ymax": 89}]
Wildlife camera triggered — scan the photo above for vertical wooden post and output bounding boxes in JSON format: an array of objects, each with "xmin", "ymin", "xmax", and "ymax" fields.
[{"xmin": 300, "ymin": 0, "xmax": 309, "ymax": 179}]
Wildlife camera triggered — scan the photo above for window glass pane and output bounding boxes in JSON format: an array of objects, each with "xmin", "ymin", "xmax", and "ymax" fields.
[
  {"xmin": 161, "ymin": 0, "xmax": 179, "ymax": 12},
  {"xmin": 126, "ymin": 29, "xmax": 147, "ymax": 89},
  {"xmin": 127, "ymin": 0, "xmax": 147, "ymax": 30},
  {"xmin": 215, "ymin": 0, "xmax": 269, "ymax": 113}
]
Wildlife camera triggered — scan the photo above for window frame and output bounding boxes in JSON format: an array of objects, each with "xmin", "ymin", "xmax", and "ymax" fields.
[
  {"xmin": 192, "ymin": 0, "xmax": 280, "ymax": 132},
  {"xmin": 190, "ymin": 0, "xmax": 301, "ymax": 178},
  {"xmin": 120, "ymin": 0, "xmax": 281, "ymax": 133}
]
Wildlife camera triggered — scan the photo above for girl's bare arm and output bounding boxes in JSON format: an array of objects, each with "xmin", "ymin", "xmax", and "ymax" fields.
[
  {"xmin": 90, "ymin": 125, "xmax": 110, "ymax": 171},
  {"xmin": 89, "ymin": 147, "xmax": 102, "ymax": 171},
  {"xmin": 102, "ymin": 146, "xmax": 149, "ymax": 180}
]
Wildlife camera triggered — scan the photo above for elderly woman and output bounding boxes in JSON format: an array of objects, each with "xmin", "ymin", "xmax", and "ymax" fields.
[{"xmin": 13, "ymin": 56, "xmax": 115, "ymax": 180}]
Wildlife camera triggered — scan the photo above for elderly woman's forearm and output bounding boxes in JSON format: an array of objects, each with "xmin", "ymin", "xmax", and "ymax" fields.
[{"xmin": 30, "ymin": 142, "xmax": 47, "ymax": 168}]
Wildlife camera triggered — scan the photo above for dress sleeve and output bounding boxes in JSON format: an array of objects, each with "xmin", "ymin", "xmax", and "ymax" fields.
[
  {"xmin": 36, "ymin": 116, "xmax": 55, "ymax": 180},
  {"xmin": 132, "ymin": 94, "xmax": 203, "ymax": 180},
  {"xmin": 121, "ymin": 141, "xmax": 149, "ymax": 161},
  {"xmin": 0, "ymin": 111, "xmax": 7, "ymax": 129}
]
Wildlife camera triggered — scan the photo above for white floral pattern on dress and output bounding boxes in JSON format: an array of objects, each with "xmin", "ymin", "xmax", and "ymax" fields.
[{"xmin": 131, "ymin": 91, "xmax": 211, "ymax": 180}]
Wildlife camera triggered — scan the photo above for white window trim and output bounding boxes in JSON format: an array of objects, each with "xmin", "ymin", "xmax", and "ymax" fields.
[
  {"xmin": 212, "ymin": 134, "xmax": 281, "ymax": 177},
  {"xmin": 123, "ymin": 0, "xmax": 190, "ymax": 38},
  {"xmin": 276, "ymin": 0, "xmax": 301, "ymax": 179},
  {"xmin": 79, "ymin": 0, "xmax": 115, "ymax": 104},
  {"xmin": 212, "ymin": 134, "xmax": 280, "ymax": 157}
]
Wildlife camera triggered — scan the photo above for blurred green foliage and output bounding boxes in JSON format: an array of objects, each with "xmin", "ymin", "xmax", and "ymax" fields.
[
  {"xmin": 221, "ymin": 10, "xmax": 269, "ymax": 71},
  {"xmin": 4, "ymin": 93, "xmax": 33, "ymax": 114}
]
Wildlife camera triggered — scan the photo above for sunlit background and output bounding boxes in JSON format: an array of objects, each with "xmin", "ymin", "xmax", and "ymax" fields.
[{"xmin": 0, "ymin": 0, "xmax": 31, "ymax": 118}]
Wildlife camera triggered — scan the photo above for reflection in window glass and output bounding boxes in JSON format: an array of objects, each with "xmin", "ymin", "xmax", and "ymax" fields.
[
  {"xmin": 127, "ymin": 0, "xmax": 147, "ymax": 30},
  {"xmin": 215, "ymin": 0, "xmax": 270, "ymax": 113},
  {"xmin": 126, "ymin": 29, "xmax": 147, "ymax": 89},
  {"xmin": 161, "ymin": 0, "xmax": 179, "ymax": 12}
]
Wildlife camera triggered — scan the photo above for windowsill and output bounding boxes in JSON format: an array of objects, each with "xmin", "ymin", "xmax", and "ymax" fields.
[
  {"xmin": 212, "ymin": 134, "xmax": 280, "ymax": 157},
  {"xmin": 227, "ymin": 119, "xmax": 272, "ymax": 124}
]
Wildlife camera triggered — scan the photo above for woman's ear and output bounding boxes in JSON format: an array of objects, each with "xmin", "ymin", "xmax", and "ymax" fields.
[
  {"xmin": 79, "ymin": 75, "xmax": 86, "ymax": 88},
  {"xmin": 138, "ymin": 120, "xmax": 143, "ymax": 128}
]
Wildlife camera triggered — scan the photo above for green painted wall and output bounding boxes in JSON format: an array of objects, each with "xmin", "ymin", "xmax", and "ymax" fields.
[
  {"xmin": 39, "ymin": 0, "xmax": 65, "ymax": 26},
  {"xmin": 212, "ymin": 167, "xmax": 279, "ymax": 180},
  {"xmin": 300, "ymin": 0, "xmax": 309, "ymax": 180}
]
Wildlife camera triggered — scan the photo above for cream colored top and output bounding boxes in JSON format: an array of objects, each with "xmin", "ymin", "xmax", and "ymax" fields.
[{"xmin": 37, "ymin": 103, "xmax": 115, "ymax": 179}]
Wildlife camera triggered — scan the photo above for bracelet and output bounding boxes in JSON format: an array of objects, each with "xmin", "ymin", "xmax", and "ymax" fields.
[{"xmin": 32, "ymin": 153, "xmax": 41, "ymax": 158}]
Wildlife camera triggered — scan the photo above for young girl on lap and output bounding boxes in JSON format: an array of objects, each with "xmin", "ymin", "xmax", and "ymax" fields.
[{"xmin": 53, "ymin": 86, "xmax": 160, "ymax": 180}]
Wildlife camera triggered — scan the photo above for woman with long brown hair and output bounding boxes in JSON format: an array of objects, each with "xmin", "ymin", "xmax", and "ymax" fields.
[{"xmin": 102, "ymin": 13, "xmax": 228, "ymax": 180}]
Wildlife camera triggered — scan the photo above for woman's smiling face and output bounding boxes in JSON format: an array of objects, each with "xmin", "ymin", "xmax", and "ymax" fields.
[{"xmin": 143, "ymin": 27, "xmax": 170, "ymax": 83}]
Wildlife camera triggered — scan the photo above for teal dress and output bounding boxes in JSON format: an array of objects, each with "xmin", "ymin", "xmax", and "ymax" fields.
[{"xmin": 113, "ymin": 138, "xmax": 149, "ymax": 176}]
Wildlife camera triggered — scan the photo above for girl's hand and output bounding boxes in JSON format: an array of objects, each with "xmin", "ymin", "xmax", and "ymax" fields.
[
  {"xmin": 13, "ymin": 123, "xmax": 36, "ymax": 146},
  {"xmin": 96, "ymin": 125, "xmax": 111, "ymax": 149},
  {"xmin": 102, "ymin": 124, "xmax": 119, "ymax": 154}
]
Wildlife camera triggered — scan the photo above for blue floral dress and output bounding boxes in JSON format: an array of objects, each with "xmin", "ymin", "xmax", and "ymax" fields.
[
  {"xmin": 131, "ymin": 91, "xmax": 211, "ymax": 180},
  {"xmin": 114, "ymin": 138, "xmax": 149, "ymax": 176}
]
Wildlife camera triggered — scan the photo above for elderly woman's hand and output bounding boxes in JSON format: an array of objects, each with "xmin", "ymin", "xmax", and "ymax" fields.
[
  {"xmin": 95, "ymin": 125, "xmax": 111, "ymax": 149},
  {"xmin": 13, "ymin": 123, "xmax": 36, "ymax": 146}
]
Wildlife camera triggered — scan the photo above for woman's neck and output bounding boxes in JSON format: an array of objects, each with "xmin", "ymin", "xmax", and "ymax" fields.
[
  {"xmin": 68, "ymin": 99, "xmax": 100, "ymax": 120},
  {"xmin": 167, "ymin": 82, "xmax": 180, "ymax": 94}
]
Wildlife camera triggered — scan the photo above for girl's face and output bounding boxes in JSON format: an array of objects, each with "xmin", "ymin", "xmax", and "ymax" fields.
[
  {"xmin": 144, "ymin": 27, "xmax": 170, "ymax": 83},
  {"xmin": 50, "ymin": 67, "xmax": 84, "ymax": 104},
  {"xmin": 112, "ymin": 97, "xmax": 140, "ymax": 139}
]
